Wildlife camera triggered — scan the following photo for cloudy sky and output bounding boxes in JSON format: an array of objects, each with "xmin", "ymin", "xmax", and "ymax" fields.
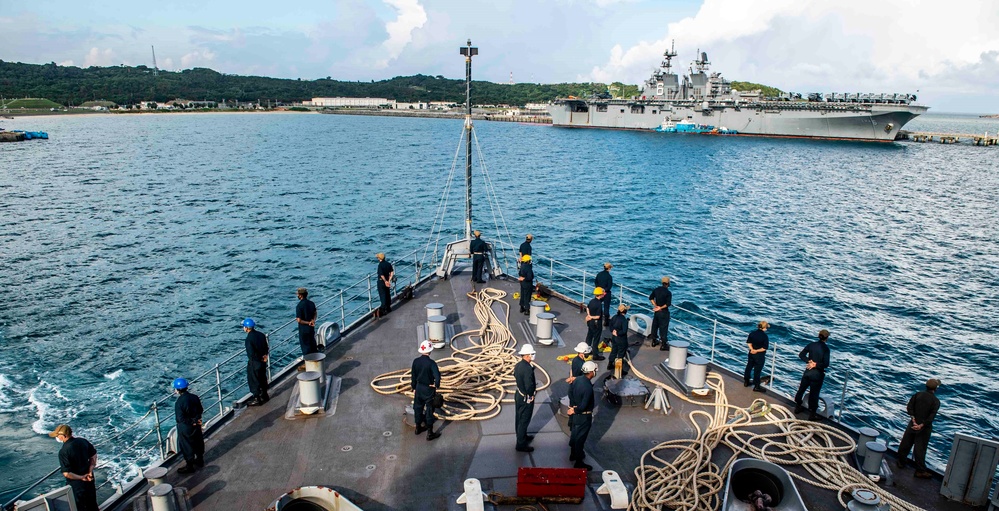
[{"xmin": 2, "ymin": 0, "xmax": 998, "ymax": 112}]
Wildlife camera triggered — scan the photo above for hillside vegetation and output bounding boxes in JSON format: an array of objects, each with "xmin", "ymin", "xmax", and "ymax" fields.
[{"xmin": 1, "ymin": 97, "xmax": 62, "ymax": 109}]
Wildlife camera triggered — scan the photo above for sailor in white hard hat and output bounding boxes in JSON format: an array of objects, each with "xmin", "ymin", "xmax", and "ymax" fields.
[
  {"xmin": 566, "ymin": 341, "xmax": 591, "ymax": 384},
  {"xmin": 514, "ymin": 344, "xmax": 537, "ymax": 452},
  {"xmin": 567, "ymin": 360, "xmax": 597, "ymax": 471},
  {"xmin": 411, "ymin": 341, "xmax": 442, "ymax": 441}
]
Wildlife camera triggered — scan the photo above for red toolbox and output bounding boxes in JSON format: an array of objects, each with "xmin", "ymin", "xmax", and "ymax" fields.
[{"xmin": 516, "ymin": 467, "xmax": 587, "ymax": 499}]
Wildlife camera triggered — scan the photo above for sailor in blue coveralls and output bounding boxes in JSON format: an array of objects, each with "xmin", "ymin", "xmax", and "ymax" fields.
[
  {"xmin": 594, "ymin": 262, "xmax": 613, "ymax": 327},
  {"xmin": 518, "ymin": 255, "xmax": 534, "ymax": 314},
  {"xmin": 607, "ymin": 304, "xmax": 630, "ymax": 377},
  {"xmin": 566, "ymin": 341, "xmax": 591, "ymax": 383},
  {"xmin": 411, "ymin": 340, "xmax": 442, "ymax": 441},
  {"xmin": 469, "ymin": 230, "xmax": 488, "ymax": 283},
  {"xmin": 585, "ymin": 288, "xmax": 606, "ymax": 360},
  {"xmin": 173, "ymin": 378, "xmax": 205, "ymax": 473},
  {"xmin": 568, "ymin": 361, "xmax": 597, "ymax": 470},
  {"xmin": 793, "ymin": 329, "xmax": 831, "ymax": 421},
  {"xmin": 514, "ymin": 344, "xmax": 537, "ymax": 452},
  {"xmin": 295, "ymin": 287, "xmax": 318, "ymax": 355},
  {"xmin": 649, "ymin": 276, "xmax": 672, "ymax": 350}
]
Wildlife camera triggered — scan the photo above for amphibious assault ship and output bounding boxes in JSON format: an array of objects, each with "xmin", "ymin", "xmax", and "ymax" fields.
[
  {"xmin": 6, "ymin": 41, "xmax": 997, "ymax": 511},
  {"xmin": 549, "ymin": 43, "xmax": 928, "ymax": 141}
]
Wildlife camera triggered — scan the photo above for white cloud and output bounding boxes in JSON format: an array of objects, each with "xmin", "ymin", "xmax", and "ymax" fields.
[
  {"xmin": 58, "ymin": 60, "xmax": 75, "ymax": 67},
  {"xmin": 161, "ymin": 57, "xmax": 175, "ymax": 70},
  {"xmin": 83, "ymin": 47, "xmax": 117, "ymax": 67},
  {"xmin": 376, "ymin": 0, "xmax": 427, "ymax": 68},
  {"xmin": 181, "ymin": 49, "xmax": 216, "ymax": 68}
]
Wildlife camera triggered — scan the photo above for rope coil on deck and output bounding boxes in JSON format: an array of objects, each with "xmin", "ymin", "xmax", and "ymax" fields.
[
  {"xmin": 370, "ymin": 287, "xmax": 550, "ymax": 421},
  {"xmin": 626, "ymin": 362, "xmax": 926, "ymax": 511}
]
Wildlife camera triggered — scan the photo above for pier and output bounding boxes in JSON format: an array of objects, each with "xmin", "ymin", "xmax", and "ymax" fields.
[{"xmin": 897, "ymin": 130, "xmax": 998, "ymax": 146}]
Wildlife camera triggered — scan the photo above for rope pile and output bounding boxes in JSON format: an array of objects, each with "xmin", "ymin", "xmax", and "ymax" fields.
[
  {"xmin": 370, "ymin": 287, "xmax": 550, "ymax": 421},
  {"xmin": 627, "ymin": 362, "xmax": 926, "ymax": 511}
]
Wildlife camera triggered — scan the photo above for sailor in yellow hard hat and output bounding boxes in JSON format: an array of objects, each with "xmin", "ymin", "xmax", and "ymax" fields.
[
  {"xmin": 518, "ymin": 254, "xmax": 534, "ymax": 314},
  {"xmin": 585, "ymin": 287, "xmax": 606, "ymax": 360}
]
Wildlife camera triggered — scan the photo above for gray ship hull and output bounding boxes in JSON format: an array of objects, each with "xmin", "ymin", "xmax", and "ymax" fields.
[{"xmin": 549, "ymin": 100, "xmax": 928, "ymax": 141}]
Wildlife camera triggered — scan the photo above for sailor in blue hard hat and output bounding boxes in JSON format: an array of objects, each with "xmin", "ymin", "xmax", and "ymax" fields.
[
  {"xmin": 243, "ymin": 318, "xmax": 270, "ymax": 406},
  {"xmin": 173, "ymin": 376, "xmax": 205, "ymax": 474}
]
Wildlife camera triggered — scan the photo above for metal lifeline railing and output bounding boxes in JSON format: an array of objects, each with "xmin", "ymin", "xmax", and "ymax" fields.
[{"xmin": 3, "ymin": 248, "xmax": 427, "ymax": 510}]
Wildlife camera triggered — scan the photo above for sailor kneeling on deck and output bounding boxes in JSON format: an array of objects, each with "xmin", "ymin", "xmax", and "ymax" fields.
[
  {"xmin": 568, "ymin": 361, "xmax": 597, "ymax": 471},
  {"xmin": 411, "ymin": 341, "xmax": 442, "ymax": 441}
]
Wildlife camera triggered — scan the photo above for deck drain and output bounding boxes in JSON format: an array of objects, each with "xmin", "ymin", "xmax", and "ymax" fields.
[
  {"xmin": 341, "ymin": 445, "xmax": 353, "ymax": 452},
  {"xmin": 345, "ymin": 356, "xmax": 354, "ymax": 360},
  {"xmin": 387, "ymin": 454, "xmax": 397, "ymax": 461},
  {"xmin": 366, "ymin": 464, "xmax": 376, "ymax": 471},
  {"xmin": 652, "ymin": 440, "xmax": 660, "ymax": 445},
  {"xmin": 641, "ymin": 418, "xmax": 650, "ymax": 423},
  {"xmin": 382, "ymin": 431, "xmax": 392, "ymax": 437}
]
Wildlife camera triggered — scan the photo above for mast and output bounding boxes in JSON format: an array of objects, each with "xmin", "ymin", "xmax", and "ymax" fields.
[{"xmin": 459, "ymin": 39, "xmax": 477, "ymax": 239}]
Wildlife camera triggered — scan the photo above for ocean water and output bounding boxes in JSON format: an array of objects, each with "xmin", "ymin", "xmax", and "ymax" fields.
[{"xmin": 1, "ymin": 112, "xmax": 997, "ymax": 496}]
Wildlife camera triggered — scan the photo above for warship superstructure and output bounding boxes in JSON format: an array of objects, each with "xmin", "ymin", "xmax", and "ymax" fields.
[{"xmin": 549, "ymin": 42, "xmax": 928, "ymax": 141}]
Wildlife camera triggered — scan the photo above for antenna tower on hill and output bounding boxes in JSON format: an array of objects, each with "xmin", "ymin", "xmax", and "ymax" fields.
[{"xmin": 151, "ymin": 46, "xmax": 159, "ymax": 76}]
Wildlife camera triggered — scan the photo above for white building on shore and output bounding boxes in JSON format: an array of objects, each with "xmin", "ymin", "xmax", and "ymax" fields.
[{"xmin": 307, "ymin": 97, "xmax": 396, "ymax": 108}]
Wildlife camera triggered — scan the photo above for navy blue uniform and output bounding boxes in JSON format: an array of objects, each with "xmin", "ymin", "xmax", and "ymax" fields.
[
  {"xmin": 898, "ymin": 389, "xmax": 940, "ymax": 471},
  {"xmin": 377, "ymin": 259, "xmax": 394, "ymax": 313},
  {"xmin": 608, "ymin": 312, "xmax": 629, "ymax": 375},
  {"xmin": 594, "ymin": 270, "xmax": 613, "ymax": 326},
  {"xmin": 411, "ymin": 355, "xmax": 441, "ymax": 430},
  {"xmin": 175, "ymin": 391, "xmax": 205, "ymax": 468},
  {"xmin": 744, "ymin": 329, "xmax": 769, "ymax": 387},
  {"xmin": 649, "ymin": 285, "xmax": 672, "ymax": 347},
  {"xmin": 245, "ymin": 329, "xmax": 269, "ymax": 401},
  {"xmin": 59, "ymin": 437, "xmax": 98, "ymax": 511},
  {"xmin": 568, "ymin": 375, "xmax": 595, "ymax": 462},
  {"xmin": 585, "ymin": 297, "xmax": 603, "ymax": 356},
  {"xmin": 470, "ymin": 237, "xmax": 488, "ymax": 282},
  {"xmin": 296, "ymin": 298, "xmax": 318, "ymax": 355},
  {"xmin": 514, "ymin": 359, "xmax": 537, "ymax": 449},
  {"xmin": 519, "ymin": 262, "xmax": 534, "ymax": 312},
  {"xmin": 570, "ymin": 356, "xmax": 586, "ymax": 378},
  {"xmin": 519, "ymin": 240, "xmax": 532, "ymax": 258},
  {"xmin": 794, "ymin": 340, "xmax": 830, "ymax": 414}
]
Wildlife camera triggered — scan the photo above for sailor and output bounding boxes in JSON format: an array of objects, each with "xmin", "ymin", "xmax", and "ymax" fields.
[
  {"xmin": 469, "ymin": 230, "xmax": 488, "ymax": 283},
  {"xmin": 376, "ymin": 253, "xmax": 395, "ymax": 315},
  {"xmin": 518, "ymin": 255, "xmax": 534, "ymax": 314},
  {"xmin": 173, "ymin": 378, "xmax": 205, "ymax": 473},
  {"xmin": 897, "ymin": 378, "xmax": 942, "ymax": 479},
  {"xmin": 566, "ymin": 341, "xmax": 591, "ymax": 383},
  {"xmin": 648, "ymin": 277, "xmax": 672, "ymax": 350},
  {"xmin": 744, "ymin": 321, "xmax": 769, "ymax": 393},
  {"xmin": 295, "ymin": 287, "xmax": 318, "ymax": 357},
  {"xmin": 514, "ymin": 344, "xmax": 537, "ymax": 452},
  {"xmin": 243, "ymin": 318, "xmax": 270, "ymax": 406},
  {"xmin": 594, "ymin": 263, "xmax": 613, "ymax": 328},
  {"xmin": 567, "ymin": 360, "xmax": 597, "ymax": 470},
  {"xmin": 585, "ymin": 288, "xmax": 606, "ymax": 361},
  {"xmin": 49, "ymin": 424, "xmax": 99, "ymax": 511},
  {"xmin": 607, "ymin": 304, "xmax": 630, "ymax": 377},
  {"xmin": 411, "ymin": 341, "xmax": 442, "ymax": 441},
  {"xmin": 793, "ymin": 329, "xmax": 831, "ymax": 421},
  {"xmin": 519, "ymin": 233, "xmax": 533, "ymax": 264}
]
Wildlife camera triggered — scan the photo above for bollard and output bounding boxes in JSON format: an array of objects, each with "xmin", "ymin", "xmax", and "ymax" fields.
[
  {"xmin": 428, "ymin": 315, "xmax": 447, "ymax": 349},
  {"xmin": 148, "ymin": 483, "xmax": 176, "ymax": 511},
  {"xmin": 856, "ymin": 427, "xmax": 879, "ymax": 457},
  {"xmin": 426, "ymin": 303, "xmax": 444, "ymax": 321},
  {"xmin": 667, "ymin": 341, "xmax": 690, "ymax": 370},
  {"xmin": 297, "ymin": 371, "xmax": 322, "ymax": 414},
  {"xmin": 143, "ymin": 466, "xmax": 168, "ymax": 487},
  {"xmin": 535, "ymin": 312, "xmax": 555, "ymax": 345},
  {"xmin": 847, "ymin": 488, "xmax": 885, "ymax": 511},
  {"xmin": 304, "ymin": 353, "xmax": 326, "ymax": 384},
  {"xmin": 684, "ymin": 356, "xmax": 709, "ymax": 389},
  {"xmin": 862, "ymin": 442, "xmax": 887, "ymax": 474},
  {"xmin": 529, "ymin": 301, "xmax": 546, "ymax": 325}
]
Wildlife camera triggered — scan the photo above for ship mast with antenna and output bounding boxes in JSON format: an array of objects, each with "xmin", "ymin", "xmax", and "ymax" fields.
[{"xmin": 459, "ymin": 39, "xmax": 477, "ymax": 240}]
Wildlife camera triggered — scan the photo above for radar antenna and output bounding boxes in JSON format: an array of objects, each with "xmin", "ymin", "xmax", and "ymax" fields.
[
  {"xmin": 661, "ymin": 40, "xmax": 678, "ymax": 74},
  {"xmin": 694, "ymin": 49, "xmax": 710, "ymax": 73}
]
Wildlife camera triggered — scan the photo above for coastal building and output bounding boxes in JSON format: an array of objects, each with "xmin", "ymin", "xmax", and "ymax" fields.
[
  {"xmin": 524, "ymin": 103, "xmax": 549, "ymax": 112},
  {"xmin": 308, "ymin": 97, "xmax": 396, "ymax": 108},
  {"xmin": 395, "ymin": 101, "xmax": 428, "ymax": 110}
]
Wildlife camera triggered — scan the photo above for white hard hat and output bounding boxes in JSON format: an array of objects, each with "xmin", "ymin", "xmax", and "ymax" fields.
[
  {"xmin": 574, "ymin": 342, "xmax": 592, "ymax": 354},
  {"xmin": 418, "ymin": 340, "xmax": 434, "ymax": 354},
  {"xmin": 518, "ymin": 344, "xmax": 536, "ymax": 356},
  {"xmin": 581, "ymin": 361, "xmax": 598, "ymax": 373}
]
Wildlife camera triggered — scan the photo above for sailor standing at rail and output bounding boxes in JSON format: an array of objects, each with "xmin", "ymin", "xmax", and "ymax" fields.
[
  {"xmin": 173, "ymin": 378, "xmax": 205, "ymax": 474},
  {"xmin": 411, "ymin": 341, "xmax": 442, "ymax": 441},
  {"xmin": 469, "ymin": 230, "xmax": 488, "ymax": 283},
  {"xmin": 649, "ymin": 277, "xmax": 672, "ymax": 350},
  {"xmin": 568, "ymin": 361, "xmax": 597, "ymax": 471},
  {"xmin": 295, "ymin": 287, "xmax": 318, "ymax": 357},
  {"xmin": 518, "ymin": 255, "xmax": 534, "ymax": 314},
  {"xmin": 793, "ymin": 329, "xmax": 831, "ymax": 421},
  {"xmin": 514, "ymin": 344, "xmax": 537, "ymax": 452},
  {"xmin": 376, "ymin": 253, "xmax": 395, "ymax": 315},
  {"xmin": 607, "ymin": 304, "xmax": 630, "ymax": 377},
  {"xmin": 566, "ymin": 341, "xmax": 591, "ymax": 383},
  {"xmin": 585, "ymin": 288, "xmax": 606, "ymax": 361},
  {"xmin": 49, "ymin": 424, "xmax": 99, "ymax": 511},
  {"xmin": 744, "ymin": 321, "xmax": 769, "ymax": 393},
  {"xmin": 243, "ymin": 318, "xmax": 270, "ymax": 406},
  {"xmin": 518, "ymin": 234, "xmax": 533, "ymax": 267},
  {"xmin": 897, "ymin": 378, "xmax": 942, "ymax": 479},
  {"xmin": 594, "ymin": 263, "xmax": 613, "ymax": 328}
]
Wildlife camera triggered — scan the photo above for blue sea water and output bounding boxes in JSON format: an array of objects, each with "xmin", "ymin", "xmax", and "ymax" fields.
[{"xmin": 1, "ymin": 112, "xmax": 997, "ymax": 496}]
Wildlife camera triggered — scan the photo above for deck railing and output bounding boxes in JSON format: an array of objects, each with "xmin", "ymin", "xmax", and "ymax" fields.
[{"xmin": 2, "ymin": 248, "xmax": 427, "ymax": 510}]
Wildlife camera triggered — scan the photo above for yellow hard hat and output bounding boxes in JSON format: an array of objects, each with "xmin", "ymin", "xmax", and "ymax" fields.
[
  {"xmin": 521, "ymin": 254, "xmax": 531, "ymax": 262},
  {"xmin": 593, "ymin": 287, "xmax": 605, "ymax": 296}
]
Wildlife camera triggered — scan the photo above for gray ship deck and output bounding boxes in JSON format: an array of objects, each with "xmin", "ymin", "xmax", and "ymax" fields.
[{"xmin": 141, "ymin": 268, "xmax": 968, "ymax": 511}]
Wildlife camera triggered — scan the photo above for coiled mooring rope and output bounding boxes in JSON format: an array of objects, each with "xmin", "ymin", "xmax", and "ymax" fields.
[
  {"xmin": 626, "ymin": 362, "xmax": 926, "ymax": 511},
  {"xmin": 370, "ymin": 287, "xmax": 551, "ymax": 421}
]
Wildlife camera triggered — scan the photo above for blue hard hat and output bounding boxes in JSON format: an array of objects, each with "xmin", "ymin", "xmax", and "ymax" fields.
[
  {"xmin": 242, "ymin": 318, "xmax": 255, "ymax": 328},
  {"xmin": 172, "ymin": 378, "xmax": 189, "ymax": 390}
]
